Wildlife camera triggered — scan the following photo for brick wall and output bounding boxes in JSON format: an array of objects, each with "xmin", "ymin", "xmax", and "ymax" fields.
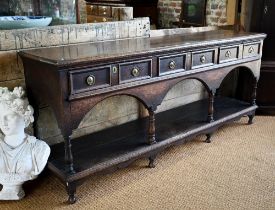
[
  {"xmin": 158, "ymin": 0, "xmax": 228, "ymax": 28},
  {"xmin": 158, "ymin": 0, "xmax": 182, "ymax": 28}
]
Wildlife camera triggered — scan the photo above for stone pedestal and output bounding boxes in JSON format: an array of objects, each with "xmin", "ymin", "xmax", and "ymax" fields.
[
  {"xmin": 0, "ymin": 183, "xmax": 25, "ymax": 200},
  {"xmin": 0, "ymin": 173, "xmax": 30, "ymax": 200}
]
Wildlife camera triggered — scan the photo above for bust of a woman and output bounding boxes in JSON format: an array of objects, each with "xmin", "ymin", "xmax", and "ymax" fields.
[{"xmin": 0, "ymin": 87, "xmax": 50, "ymax": 200}]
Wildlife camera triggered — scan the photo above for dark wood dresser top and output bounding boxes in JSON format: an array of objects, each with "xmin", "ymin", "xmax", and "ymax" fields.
[{"xmin": 19, "ymin": 30, "xmax": 266, "ymax": 67}]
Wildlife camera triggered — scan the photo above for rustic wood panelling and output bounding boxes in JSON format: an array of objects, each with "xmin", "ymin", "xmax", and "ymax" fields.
[
  {"xmin": 0, "ymin": 51, "xmax": 24, "ymax": 82},
  {"xmin": 0, "ymin": 18, "xmax": 150, "ymax": 51}
]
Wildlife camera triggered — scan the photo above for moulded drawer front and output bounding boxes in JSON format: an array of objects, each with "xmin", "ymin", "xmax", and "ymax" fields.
[
  {"xmin": 219, "ymin": 46, "xmax": 238, "ymax": 63},
  {"xmin": 119, "ymin": 59, "xmax": 152, "ymax": 83},
  {"xmin": 192, "ymin": 50, "xmax": 215, "ymax": 69},
  {"xmin": 243, "ymin": 43, "xmax": 260, "ymax": 58},
  {"xmin": 86, "ymin": 4, "xmax": 98, "ymax": 15},
  {"xmin": 98, "ymin": 6, "xmax": 111, "ymax": 17},
  {"xmin": 70, "ymin": 66, "xmax": 111, "ymax": 94},
  {"xmin": 158, "ymin": 54, "xmax": 186, "ymax": 75},
  {"xmin": 87, "ymin": 15, "xmax": 112, "ymax": 23}
]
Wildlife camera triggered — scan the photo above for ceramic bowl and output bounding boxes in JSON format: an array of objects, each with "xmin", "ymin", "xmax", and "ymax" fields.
[{"xmin": 0, "ymin": 16, "xmax": 52, "ymax": 30}]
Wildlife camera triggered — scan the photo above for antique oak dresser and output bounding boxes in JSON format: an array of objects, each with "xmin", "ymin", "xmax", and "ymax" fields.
[{"xmin": 19, "ymin": 30, "xmax": 266, "ymax": 203}]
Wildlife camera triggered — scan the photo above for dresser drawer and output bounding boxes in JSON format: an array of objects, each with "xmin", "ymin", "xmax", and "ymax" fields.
[
  {"xmin": 119, "ymin": 59, "xmax": 152, "ymax": 83},
  {"xmin": 69, "ymin": 66, "xmax": 111, "ymax": 94},
  {"xmin": 243, "ymin": 42, "xmax": 260, "ymax": 58},
  {"xmin": 192, "ymin": 49, "xmax": 215, "ymax": 69},
  {"xmin": 98, "ymin": 6, "xmax": 111, "ymax": 17},
  {"xmin": 219, "ymin": 46, "xmax": 239, "ymax": 63},
  {"xmin": 158, "ymin": 54, "xmax": 186, "ymax": 75},
  {"xmin": 87, "ymin": 15, "xmax": 112, "ymax": 23},
  {"xmin": 86, "ymin": 4, "xmax": 98, "ymax": 15}
]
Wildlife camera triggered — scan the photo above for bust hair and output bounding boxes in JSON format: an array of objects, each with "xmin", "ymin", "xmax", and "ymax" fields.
[{"xmin": 0, "ymin": 87, "xmax": 34, "ymax": 127}]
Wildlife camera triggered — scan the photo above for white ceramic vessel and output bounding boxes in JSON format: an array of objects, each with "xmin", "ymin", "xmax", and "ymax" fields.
[{"xmin": 0, "ymin": 16, "xmax": 52, "ymax": 30}]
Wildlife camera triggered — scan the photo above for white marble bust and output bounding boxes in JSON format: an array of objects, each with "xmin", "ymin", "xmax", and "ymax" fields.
[{"xmin": 0, "ymin": 87, "xmax": 50, "ymax": 200}]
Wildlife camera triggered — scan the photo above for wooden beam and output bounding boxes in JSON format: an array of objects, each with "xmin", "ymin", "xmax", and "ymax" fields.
[{"xmin": 227, "ymin": 0, "xmax": 237, "ymax": 25}]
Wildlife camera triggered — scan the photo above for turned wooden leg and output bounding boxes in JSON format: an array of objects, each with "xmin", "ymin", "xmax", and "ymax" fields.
[
  {"xmin": 207, "ymin": 90, "xmax": 215, "ymax": 123},
  {"xmin": 147, "ymin": 107, "xmax": 157, "ymax": 168},
  {"xmin": 205, "ymin": 133, "xmax": 212, "ymax": 143},
  {"xmin": 247, "ymin": 78, "xmax": 257, "ymax": 125},
  {"xmin": 64, "ymin": 135, "xmax": 75, "ymax": 174},
  {"xmin": 148, "ymin": 155, "xmax": 157, "ymax": 168},
  {"xmin": 248, "ymin": 114, "xmax": 254, "ymax": 124},
  {"xmin": 251, "ymin": 77, "xmax": 258, "ymax": 106},
  {"xmin": 148, "ymin": 107, "xmax": 157, "ymax": 145},
  {"xmin": 66, "ymin": 182, "xmax": 77, "ymax": 204}
]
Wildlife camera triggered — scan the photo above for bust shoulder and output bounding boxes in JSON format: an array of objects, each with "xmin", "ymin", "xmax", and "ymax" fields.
[
  {"xmin": 22, "ymin": 135, "xmax": 51, "ymax": 177},
  {"xmin": 26, "ymin": 135, "xmax": 50, "ymax": 153}
]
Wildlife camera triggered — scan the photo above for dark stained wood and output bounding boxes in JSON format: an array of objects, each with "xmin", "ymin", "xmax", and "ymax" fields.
[
  {"xmin": 119, "ymin": 58, "xmax": 152, "ymax": 83},
  {"xmin": 243, "ymin": 42, "xmax": 261, "ymax": 58},
  {"xmin": 19, "ymin": 30, "xmax": 266, "ymax": 203},
  {"xmin": 158, "ymin": 53, "xmax": 186, "ymax": 75},
  {"xmin": 148, "ymin": 107, "xmax": 156, "ymax": 145},
  {"xmin": 256, "ymin": 62, "xmax": 275, "ymax": 114},
  {"xmin": 69, "ymin": 65, "xmax": 111, "ymax": 94},
  {"xmin": 249, "ymin": 0, "xmax": 275, "ymax": 115},
  {"xmin": 192, "ymin": 49, "xmax": 215, "ymax": 69},
  {"xmin": 48, "ymin": 97, "xmax": 256, "ymax": 180},
  {"xmin": 19, "ymin": 30, "xmax": 265, "ymax": 67},
  {"xmin": 85, "ymin": 0, "xmax": 159, "ymax": 26},
  {"xmin": 218, "ymin": 45, "xmax": 239, "ymax": 64},
  {"xmin": 207, "ymin": 90, "xmax": 215, "ymax": 123}
]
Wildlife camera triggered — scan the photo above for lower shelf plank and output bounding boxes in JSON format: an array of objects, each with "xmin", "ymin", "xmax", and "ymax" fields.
[{"xmin": 48, "ymin": 97, "xmax": 256, "ymax": 182}]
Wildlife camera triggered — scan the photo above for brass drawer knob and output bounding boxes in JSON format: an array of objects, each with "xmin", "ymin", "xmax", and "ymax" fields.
[
  {"xmin": 102, "ymin": 18, "xmax": 107, "ymax": 22},
  {"xmin": 248, "ymin": 46, "xmax": 254, "ymax": 53},
  {"xmin": 169, "ymin": 60, "xmax": 176, "ymax": 69},
  {"xmin": 86, "ymin": 75, "xmax": 95, "ymax": 86},
  {"xmin": 200, "ymin": 55, "xmax": 206, "ymax": 63},
  {"xmin": 112, "ymin": 66, "xmax": 118, "ymax": 74},
  {"xmin": 131, "ymin": 67, "xmax": 140, "ymax": 77},
  {"xmin": 225, "ymin": 50, "xmax": 231, "ymax": 58}
]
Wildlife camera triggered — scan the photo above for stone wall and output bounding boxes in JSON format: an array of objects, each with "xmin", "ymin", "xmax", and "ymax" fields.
[
  {"xmin": 158, "ymin": 0, "xmax": 182, "ymax": 28},
  {"xmin": 79, "ymin": 0, "xmax": 88, "ymax": 23},
  {"xmin": 206, "ymin": 0, "xmax": 228, "ymax": 26}
]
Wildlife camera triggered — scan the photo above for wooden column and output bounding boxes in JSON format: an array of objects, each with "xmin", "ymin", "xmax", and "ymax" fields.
[
  {"xmin": 206, "ymin": 89, "xmax": 215, "ymax": 143},
  {"xmin": 148, "ymin": 107, "xmax": 157, "ymax": 145},
  {"xmin": 207, "ymin": 90, "xmax": 215, "ymax": 123},
  {"xmin": 248, "ymin": 77, "xmax": 258, "ymax": 124},
  {"xmin": 251, "ymin": 77, "xmax": 258, "ymax": 106},
  {"xmin": 64, "ymin": 135, "xmax": 75, "ymax": 174}
]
